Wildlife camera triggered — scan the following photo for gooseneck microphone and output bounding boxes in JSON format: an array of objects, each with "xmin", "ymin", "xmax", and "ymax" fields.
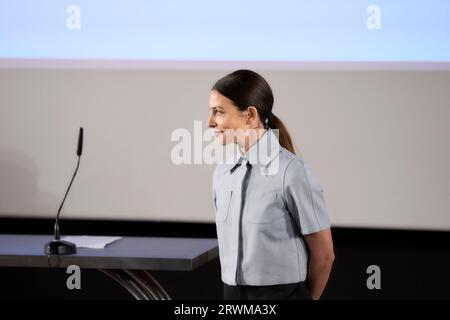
[{"xmin": 45, "ymin": 127, "xmax": 83, "ymax": 255}]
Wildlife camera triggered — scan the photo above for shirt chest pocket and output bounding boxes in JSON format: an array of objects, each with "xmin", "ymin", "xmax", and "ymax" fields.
[
  {"xmin": 216, "ymin": 190, "xmax": 233, "ymax": 222},
  {"xmin": 244, "ymin": 190, "xmax": 285, "ymax": 223}
]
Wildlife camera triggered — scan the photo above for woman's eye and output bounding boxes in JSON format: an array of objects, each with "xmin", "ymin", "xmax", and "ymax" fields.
[{"xmin": 215, "ymin": 110, "xmax": 224, "ymax": 116}]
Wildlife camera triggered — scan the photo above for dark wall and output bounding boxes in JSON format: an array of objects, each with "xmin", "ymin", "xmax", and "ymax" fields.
[{"xmin": 0, "ymin": 218, "xmax": 449, "ymax": 299}]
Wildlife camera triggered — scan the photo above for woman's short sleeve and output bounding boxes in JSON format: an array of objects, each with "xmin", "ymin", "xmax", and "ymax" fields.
[{"xmin": 282, "ymin": 157, "xmax": 331, "ymax": 235}]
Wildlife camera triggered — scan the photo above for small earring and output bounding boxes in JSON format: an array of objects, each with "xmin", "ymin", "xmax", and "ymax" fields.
[{"xmin": 264, "ymin": 118, "xmax": 269, "ymax": 129}]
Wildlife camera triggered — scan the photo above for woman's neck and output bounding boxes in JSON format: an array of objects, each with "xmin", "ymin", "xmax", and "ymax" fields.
[{"xmin": 239, "ymin": 128, "xmax": 267, "ymax": 155}]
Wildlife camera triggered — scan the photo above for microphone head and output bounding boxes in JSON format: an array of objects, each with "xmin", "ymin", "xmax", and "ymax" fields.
[{"xmin": 77, "ymin": 127, "xmax": 83, "ymax": 156}]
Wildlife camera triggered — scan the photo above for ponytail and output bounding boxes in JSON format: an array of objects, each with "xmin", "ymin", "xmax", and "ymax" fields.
[{"xmin": 270, "ymin": 113, "xmax": 296, "ymax": 155}]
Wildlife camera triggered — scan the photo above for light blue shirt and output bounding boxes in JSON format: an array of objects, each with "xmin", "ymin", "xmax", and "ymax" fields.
[{"xmin": 212, "ymin": 129, "xmax": 331, "ymax": 286}]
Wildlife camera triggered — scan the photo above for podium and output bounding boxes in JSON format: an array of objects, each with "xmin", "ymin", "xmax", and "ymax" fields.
[{"xmin": 0, "ymin": 234, "xmax": 218, "ymax": 300}]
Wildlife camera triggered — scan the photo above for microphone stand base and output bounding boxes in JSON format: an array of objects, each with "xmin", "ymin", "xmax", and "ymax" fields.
[{"xmin": 45, "ymin": 240, "xmax": 77, "ymax": 255}]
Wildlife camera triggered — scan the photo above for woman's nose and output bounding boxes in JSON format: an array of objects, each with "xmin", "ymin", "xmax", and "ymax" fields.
[{"xmin": 208, "ymin": 114, "xmax": 216, "ymax": 128}]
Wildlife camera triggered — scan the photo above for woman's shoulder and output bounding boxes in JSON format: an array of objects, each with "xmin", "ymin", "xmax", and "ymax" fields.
[
  {"xmin": 278, "ymin": 147, "xmax": 319, "ymax": 180},
  {"xmin": 278, "ymin": 146, "xmax": 306, "ymax": 170},
  {"xmin": 279, "ymin": 148, "xmax": 324, "ymax": 192}
]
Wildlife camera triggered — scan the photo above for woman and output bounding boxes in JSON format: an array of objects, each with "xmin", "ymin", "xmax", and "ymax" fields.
[{"xmin": 209, "ymin": 70, "xmax": 335, "ymax": 300}]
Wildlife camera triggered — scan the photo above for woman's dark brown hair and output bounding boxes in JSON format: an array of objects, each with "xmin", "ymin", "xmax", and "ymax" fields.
[{"xmin": 212, "ymin": 69, "xmax": 295, "ymax": 154}]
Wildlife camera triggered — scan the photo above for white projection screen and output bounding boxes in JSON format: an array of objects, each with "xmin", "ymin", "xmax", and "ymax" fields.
[{"xmin": 0, "ymin": 1, "xmax": 449, "ymax": 231}]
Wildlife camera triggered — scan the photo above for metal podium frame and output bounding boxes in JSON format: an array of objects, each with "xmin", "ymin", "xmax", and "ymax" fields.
[{"xmin": 0, "ymin": 234, "xmax": 219, "ymax": 300}]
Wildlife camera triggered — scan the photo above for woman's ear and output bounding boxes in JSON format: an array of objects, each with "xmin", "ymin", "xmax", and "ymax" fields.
[{"xmin": 246, "ymin": 106, "xmax": 259, "ymax": 123}]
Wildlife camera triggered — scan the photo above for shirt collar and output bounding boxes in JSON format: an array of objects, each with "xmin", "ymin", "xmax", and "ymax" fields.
[{"xmin": 220, "ymin": 129, "xmax": 281, "ymax": 174}]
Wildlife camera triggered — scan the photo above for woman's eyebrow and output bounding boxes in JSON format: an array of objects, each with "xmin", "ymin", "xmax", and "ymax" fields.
[{"xmin": 209, "ymin": 105, "xmax": 224, "ymax": 110}]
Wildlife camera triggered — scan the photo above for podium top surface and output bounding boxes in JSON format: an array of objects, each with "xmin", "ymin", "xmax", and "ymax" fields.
[{"xmin": 0, "ymin": 234, "xmax": 219, "ymax": 271}]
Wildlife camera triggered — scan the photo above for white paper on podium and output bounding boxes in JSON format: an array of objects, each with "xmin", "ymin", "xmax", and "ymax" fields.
[{"xmin": 61, "ymin": 236, "xmax": 122, "ymax": 249}]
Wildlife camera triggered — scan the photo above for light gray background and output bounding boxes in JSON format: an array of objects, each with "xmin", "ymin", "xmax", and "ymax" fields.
[{"xmin": 0, "ymin": 69, "xmax": 449, "ymax": 231}]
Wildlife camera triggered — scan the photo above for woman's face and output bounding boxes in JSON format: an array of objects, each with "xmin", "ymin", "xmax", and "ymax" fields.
[{"xmin": 208, "ymin": 90, "xmax": 249, "ymax": 145}]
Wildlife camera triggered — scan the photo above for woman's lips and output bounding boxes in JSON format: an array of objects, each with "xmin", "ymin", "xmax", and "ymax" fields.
[{"xmin": 214, "ymin": 130, "xmax": 224, "ymax": 136}]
